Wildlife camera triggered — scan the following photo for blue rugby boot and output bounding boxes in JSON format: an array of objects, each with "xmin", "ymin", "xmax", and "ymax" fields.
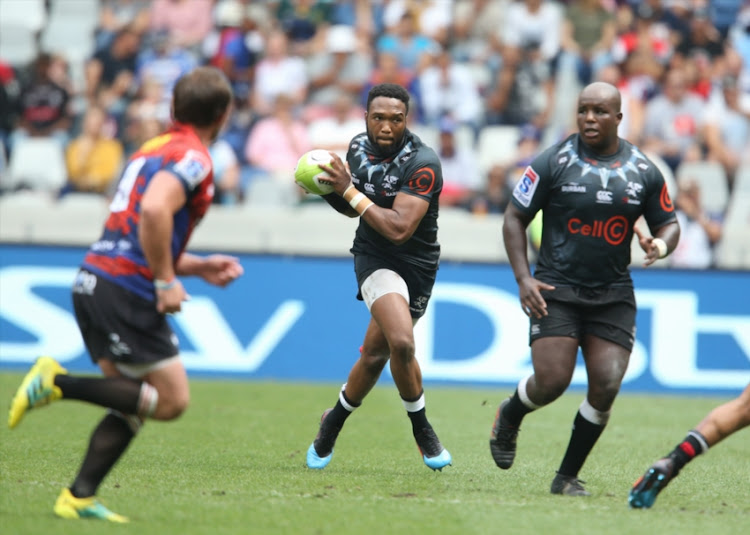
[
  {"xmin": 306, "ymin": 409, "xmax": 339, "ymax": 469},
  {"xmin": 629, "ymin": 458, "xmax": 676, "ymax": 509},
  {"xmin": 414, "ymin": 427, "xmax": 452, "ymax": 471}
]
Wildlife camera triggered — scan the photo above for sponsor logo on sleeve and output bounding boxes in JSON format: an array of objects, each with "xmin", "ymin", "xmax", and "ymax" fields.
[
  {"xmin": 174, "ymin": 149, "xmax": 211, "ymax": 189},
  {"xmin": 660, "ymin": 182, "xmax": 674, "ymax": 212},
  {"xmin": 408, "ymin": 167, "xmax": 436, "ymax": 195},
  {"xmin": 512, "ymin": 166, "xmax": 539, "ymax": 207}
]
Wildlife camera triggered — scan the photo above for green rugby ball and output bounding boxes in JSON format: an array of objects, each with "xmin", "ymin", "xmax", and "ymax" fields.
[{"xmin": 294, "ymin": 149, "xmax": 334, "ymax": 195}]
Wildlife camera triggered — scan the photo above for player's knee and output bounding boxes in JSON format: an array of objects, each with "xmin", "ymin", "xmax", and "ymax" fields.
[
  {"xmin": 738, "ymin": 395, "xmax": 750, "ymax": 427},
  {"xmin": 155, "ymin": 392, "xmax": 190, "ymax": 421},
  {"xmin": 387, "ymin": 334, "xmax": 415, "ymax": 361},
  {"xmin": 590, "ymin": 379, "xmax": 621, "ymax": 407},
  {"xmin": 533, "ymin": 374, "xmax": 569, "ymax": 402},
  {"xmin": 360, "ymin": 350, "xmax": 389, "ymax": 373}
]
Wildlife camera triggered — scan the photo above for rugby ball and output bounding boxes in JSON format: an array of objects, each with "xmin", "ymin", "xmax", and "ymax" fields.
[{"xmin": 294, "ymin": 150, "xmax": 334, "ymax": 196}]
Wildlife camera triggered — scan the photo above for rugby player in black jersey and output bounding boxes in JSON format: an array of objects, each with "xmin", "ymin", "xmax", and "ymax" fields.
[
  {"xmin": 490, "ymin": 81, "xmax": 680, "ymax": 495},
  {"xmin": 304, "ymin": 83, "xmax": 451, "ymax": 471}
]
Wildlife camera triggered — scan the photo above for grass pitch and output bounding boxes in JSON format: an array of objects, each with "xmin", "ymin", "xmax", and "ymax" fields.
[{"xmin": 1, "ymin": 374, "xmax": 748, "ymax": 535}]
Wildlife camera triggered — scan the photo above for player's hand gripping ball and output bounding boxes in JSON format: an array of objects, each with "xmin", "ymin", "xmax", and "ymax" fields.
[{"xmin": 294, "ymin": 150, "xmax": 334, "ymax": 196}]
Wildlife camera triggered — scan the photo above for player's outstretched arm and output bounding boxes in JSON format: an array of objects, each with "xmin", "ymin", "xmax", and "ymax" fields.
[{"xmin": 176, "ymin": 253, "xmax": 244, "ymax": 287}]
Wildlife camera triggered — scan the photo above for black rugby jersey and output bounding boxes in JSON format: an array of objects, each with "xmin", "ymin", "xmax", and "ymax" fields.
[
  {"xmin": 510, "ymin": 133, "xmax": 677, "ymax": 287},
  {"xmin": 347, "ymin": 130, "xmax": 443, "ymax": 269}
]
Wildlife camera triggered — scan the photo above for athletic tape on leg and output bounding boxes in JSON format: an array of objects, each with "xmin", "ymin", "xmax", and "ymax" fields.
[
  {"xmin": 579, "ymin": 398, "xmax": 610, "ymax": 426},
  {"xmin": 518, "ymin": 375, "xmax": 542, "ymax": 409},
  {"xmin": 360, "ymin": 269, "xmax": 409, "ymax": 311}
]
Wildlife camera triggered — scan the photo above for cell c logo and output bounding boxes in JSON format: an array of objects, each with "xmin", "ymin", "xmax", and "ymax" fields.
[
  {"xmin": 408, "ymin": 167, "xmax": 436, "ymax": 195},
  {"xmin": 568, "ymin": 215, "xmax": 629, "ymax": 245},
  {"xmin": 660, "ymin": 183, "xmax": 674, "ymax": 212}
]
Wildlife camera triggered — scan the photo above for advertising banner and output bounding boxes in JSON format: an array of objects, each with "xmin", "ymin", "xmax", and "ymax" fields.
[{"xmin": 1, "ymin": 245, "xmax": 748, "ymax": 395}]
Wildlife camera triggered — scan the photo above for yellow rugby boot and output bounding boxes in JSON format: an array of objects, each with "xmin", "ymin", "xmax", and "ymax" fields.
[
  {"xmin": 8, "ymin": 356, "xmax": 67, "ymax": 429},
  {"xmin": 54, "ymin": 488, "xmax": 129, "ymax": 523}
]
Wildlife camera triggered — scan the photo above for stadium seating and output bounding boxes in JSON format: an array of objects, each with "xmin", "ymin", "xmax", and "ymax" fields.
[
  {"xmin": 644, "ymin": 151, "xmax": 678, "ymax": 200},
  {"xmin": 732, "ymin": 164, "xmax": 750, "ymax": 195},
  {"xmin": 5, "ymin": 137, "xmax": 67, "ymax": 193},
  {"xmin": 0, "ymin": 142, "xmax": 7, "ymax": 178},
  {"xmin": 0, "ymin": 23, "xmax": 39, "ymax": 67},
  {"xmin": 0, "ymin": 0, "xmax": 47, "ymax": 32},
  {"xmin": 714, "ymin": 192, "xmax": 750, "ymax": 269},
  {"xmin": 477, "ymin": 125, "xmax": 521, "ymax": 174},
  {"xmin": 675, "ymin": 160, "xmax": 730, "ymax": 215},
  {"xmin": 408, "ymin": 124, "xmax": 439, "ymax": 152},
  {"xmin": 244, "ymin": 173, "xmax": 299, "ymax": 207}
]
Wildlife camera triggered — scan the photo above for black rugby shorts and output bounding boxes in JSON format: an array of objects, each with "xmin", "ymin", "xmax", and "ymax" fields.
[
  {"xmin": 529, "ymin": 286, "xmax": 636, "ymax": 351},
  {"xmin": 72, "ymin": 269, "xmax": 179, "ymax": 364}
]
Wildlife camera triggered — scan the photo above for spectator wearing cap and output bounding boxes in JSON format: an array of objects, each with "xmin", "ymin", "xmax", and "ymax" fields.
[
  {"xmin": 304, "ymin": 24, "xmax": 372, "ymax": 120},
  {"xmin": 418, "ymin": 47, "xmax": 483, "ymax": 133},
  {"xmin": 435, "ymin": 116, "xmax": 482, "ymax": 208}
]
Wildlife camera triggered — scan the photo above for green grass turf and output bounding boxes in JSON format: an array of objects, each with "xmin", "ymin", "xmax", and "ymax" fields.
[{"xmin": 1, "ymin": 373, "xmax": 748, "ymax": 535}]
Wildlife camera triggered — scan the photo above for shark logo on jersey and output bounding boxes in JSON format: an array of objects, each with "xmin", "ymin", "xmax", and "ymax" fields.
[
  {"xmin": 557, "ymin": 141, "xmax": 650, "ymax": 189},
  {"xmin": 382, "ymin": 174, "xmax": 399, "ymax": 196},
  {"xmin": 623, "ymin": 181, "xmax": 644, "ymax": 205}
]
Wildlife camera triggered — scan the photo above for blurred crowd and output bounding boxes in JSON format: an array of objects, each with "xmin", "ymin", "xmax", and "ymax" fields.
[{"xmin": 1, "ymin": 0, "xmax": 749, "ymax": 269}]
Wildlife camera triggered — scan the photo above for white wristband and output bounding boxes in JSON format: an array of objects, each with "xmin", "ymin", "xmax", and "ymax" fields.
[
  {"xmin": 652, "ymin": 238, "xmax": 668, "ymax": 259},
  {"xmin": 359, "ymin": 202, "xmax": 373, "ymax": 216},
  {"xmin": 349, "ymin": 192, "xmax": 365, "ymax": 209}
]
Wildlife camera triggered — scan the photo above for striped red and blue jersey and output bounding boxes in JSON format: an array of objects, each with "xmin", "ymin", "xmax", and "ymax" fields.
[{"xmin": 82, "ymin": 123, "xmax": 214, "ymax": 300}]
